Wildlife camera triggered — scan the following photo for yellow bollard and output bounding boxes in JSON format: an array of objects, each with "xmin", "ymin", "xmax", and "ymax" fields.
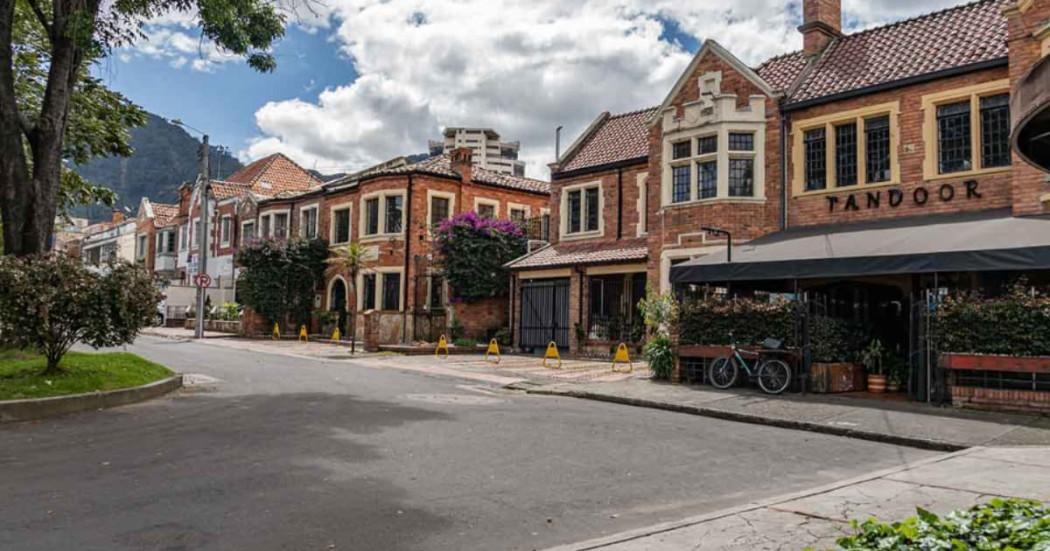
[
  {"xmin": 435, "ymin": 334, "xmax": 450, "ymax": 359},
  {"xmin": 611, "ymin": 342, "xmax": 633, "ymax": 373},
  {"xmin": 299, "ymin": 325, "xmax": 308, "ymax": 342},
  {"xmin": 485, "ymin": 339, "xmax": 501, "ymax": 364},
  {"xmin": 272, "ymin": 322, "xmax": 281, "ymax": 340},
  {"xmin": 331, "ymin": 327, "xmax": 342, "ymax": 341},
  {"xmin": 542, "ymin": 341, "xmax": 562, "ymax": 369}
]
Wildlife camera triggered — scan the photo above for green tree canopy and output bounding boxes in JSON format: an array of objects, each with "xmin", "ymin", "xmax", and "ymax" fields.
[{"xmin": 236, "ymin": 238, "xmax": 329, "ymax": 328}]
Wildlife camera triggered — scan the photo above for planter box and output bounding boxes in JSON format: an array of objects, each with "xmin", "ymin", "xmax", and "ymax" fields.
[
  {"xmin": 810, "ymin": 362, "xmax": 865, "ymax": 393},
  {"xmin": 184, "ymin": 318, "xmax": 241, "ymax": 334},
  {"xmin": 951, "ymin": 385, "xmax": 1050, "ymax": 413},
  {"xmin": 941, "ymin": 353, "xmax": 1050, "ymax": 374}
]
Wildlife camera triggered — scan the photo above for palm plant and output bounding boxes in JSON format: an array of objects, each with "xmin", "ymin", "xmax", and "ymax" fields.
[{"xmin": 326, "ymin": 243, "xmax": 366, "ymax": 353}]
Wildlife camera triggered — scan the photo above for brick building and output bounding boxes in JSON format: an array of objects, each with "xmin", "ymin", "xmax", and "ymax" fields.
[{"xmin": 509, "ymin": 0, "xmax": 1050, "ymax": 367}]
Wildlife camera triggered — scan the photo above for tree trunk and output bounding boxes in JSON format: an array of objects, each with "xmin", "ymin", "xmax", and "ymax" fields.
[{"xmin": 0, "ymin": 0, "xmax": 30, "ymax": 256}]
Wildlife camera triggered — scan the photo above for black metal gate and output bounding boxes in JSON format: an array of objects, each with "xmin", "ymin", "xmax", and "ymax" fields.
[
  {"xmin": 909, "ymin": 289, "xmax": 947, "ymax": 403},
  {"xmin": 520, "ymin": 278, "xmax": 570, "ymax": 350}
]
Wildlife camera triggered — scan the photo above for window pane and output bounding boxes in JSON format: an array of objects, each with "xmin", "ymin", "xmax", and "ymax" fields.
[
  {"xmin": 697, "ymin": 135, "xmax": 717, "ymax": 155},
  {"xmin": 567, "ymin": 190, "xmax": 581, "ymax": 233},
  {"xmin": 242, "ymin": 223, "xmax": 255, "ymax": 245},
  {"xmin": 477, "ymin": 203, "xmax": 496, "ymax": 219},
  {"xmin": 865, "ymin": 116, "xmax": 891, "ymax": 183},
  {"xmin": 672, "ymin": 165, "xmax": 691, "ymax": 203},
  {"xmin": 303, "ymin": 209, "xmax": 316, "ymax": 238},
  {"xmin": 672, "ymin": 141, "xmax": 691, "ymax": 160},
  {"xmin": 728, "ymin": 158, "xmax": 754, "ymax": 197},
  {"xmin": 585, "ymin": 187, "xmax": 599, "ymax": 232},
  {"xmin": 540, "ymin": 213, "xmax": 550, "ymax": 241},
  {"xmin": 804, "ymin": 128, "xmax": 827, "ymax": 191},
  {"xmin": 980, "ymin": 93, "xmax": 1010, "ymax": 168},
  {"xmin": 510, "ymin": 208, "xmax": 526, "ymax": 224},
  {"xmin": 363, "ymin": 274, "xmax": 376, "ymax": 310},
  {"xmin": 261, "ymin": 217, "xmax": 270, "ymax": 238},
  {"xmin": 274, "ymin": 213, "xmax": 288, "ymax": 237},
  {"xmin": 385, "ymin": 196, "xmax": 403, "ymax": 233},
  {"xmin": 698, "ymin": 161, "xmax": 717, "ymax": 199},
  {"xmin": 937, "ymin": 101, "xmax": 972, "ymax": 174},
  {"xmin": 430, "ymin": 197, "xmax": 450, "ymax": 226},
  {"xmin": 382, "ymin": 273, "xmax": 401, "ymax": 310},
  {"xmin": 334, "ymin": 209, "xmax": 350, "ymax": 243},
  {"xmin": 365, "ymin": 198, "xmax": 379, "ymax": 235},
  {"xmin": 835, "ymin": 123, "xmax": 857, "ymax": 187},
  {"xmin": 728, "ymin": 133, "xmax": 754, "ymax": 151},
  {"xmin": 429, "ymin": 276, "xmax": 444, "ymax": 310}
]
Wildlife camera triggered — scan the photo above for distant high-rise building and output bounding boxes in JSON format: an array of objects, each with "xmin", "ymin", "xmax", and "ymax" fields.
[{"xmin": 428, "ymin": 128, "xmax": 527, "ymax": 177}]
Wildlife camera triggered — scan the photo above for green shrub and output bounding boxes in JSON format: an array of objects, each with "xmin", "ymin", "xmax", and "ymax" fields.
[
  {"xmin": 493, "ymin": 327, "xmax": 511, "ymax": 346},
  {"xmin": 236, "ymin": 238, "xmax": 328, "ymax": 327},
  {"xmin": 937, "ymin": 283, "xmax": 1050, "ymax": 356},
  {"xmin": 836, "ymin": 498, "xmax": 1050, "ymax": 550},
  {"xmin": 220, "ymin": 301, "xmax": 240, "ymax": 321},
  {"xmin": 453, "ymin": 338, "xmax": 478, "ymax": 348},
  {"xmin": 644, "ymin": 335, "xmax": 675, "ymax": 380}
]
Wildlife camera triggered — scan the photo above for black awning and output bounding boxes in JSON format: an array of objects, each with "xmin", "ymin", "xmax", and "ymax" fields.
[{"xmin": 671, "ymin": 209, "xmax": 1050, "ymax": 284}]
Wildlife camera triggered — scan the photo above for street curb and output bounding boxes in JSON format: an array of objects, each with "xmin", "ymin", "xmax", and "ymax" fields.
[
  {"xmin": 514, "ymin": 385, "xmax": 967, "ymax": 452},
  {"xmin": 0, "ymin": 375, "xmax": 184, "ymax": 423},
  {"xmin": 540, "ymin": 447, "xmax": 979, "ymax": 551}
]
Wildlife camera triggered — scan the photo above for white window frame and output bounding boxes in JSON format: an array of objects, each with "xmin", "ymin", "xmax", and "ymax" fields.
[
  {"xmin": 329, "ymin": 203, "xmax": 353, "ymax": 245},
  {"xmin": 359, "ymin": 191, "xmax": 406, "ymax": 240},
  {"xmin": 474, "ymin": 197, "xmax": 500, "ymax": 219},
  {"xmin": 662, "ymin": 125, "xmax": 766, "ymax": 206},
  {"xmin": 298, "ymin": 204, "xmax": 319, "ymax": 239},
  {"xmin": 357, "ymin": 266, "xmax": 405, "ymax": 312},
  {"xmin": 219, "ymin": 215, "xmax": 233, "ymax": 246},
  {"xmin": 259, "ymin": 209, "xmax": 291, "ymax": 239},
  {"xmin": 560, "ymin": 180, "xmax": 603, "ymax": 240},
  {"xmin": 636, "ymin": 173, "xmax": 648, "ymax": 237},
  {"xmin": 507, "ymin": 202, "xmax": 530, "ymax": 224},
  {"xmin": 240, "ymin": 220, "xmax": 256, "ymax": 246}
]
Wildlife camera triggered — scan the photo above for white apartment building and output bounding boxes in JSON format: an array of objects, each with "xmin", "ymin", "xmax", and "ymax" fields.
[{"xmin": 428, "ymin": 128, "xmax": 526, "ymax": 177}]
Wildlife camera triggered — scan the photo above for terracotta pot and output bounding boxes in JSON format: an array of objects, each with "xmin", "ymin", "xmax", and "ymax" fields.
[
  {"xmin": 886, "ymin": 381, "xmax": 900, "ymax": 392},
  {"xmin": 867, "ymin": 374, "xmax": 887, "ymax": 393}
]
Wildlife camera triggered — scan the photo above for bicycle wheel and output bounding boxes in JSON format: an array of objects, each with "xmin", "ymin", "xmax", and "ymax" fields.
[
  {"xmin": 757, "ymin": 359, "xmax": 792, "ymax": 394},
  {"xmin": 708, "ymin": 356, "xmax": 738, "ymax": 389}
]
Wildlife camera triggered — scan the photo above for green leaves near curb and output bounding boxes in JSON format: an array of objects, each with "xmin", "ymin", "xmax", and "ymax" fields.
[{"xmin": 834, "ymin": 498, "xmax": 1050, "ymax": 550}]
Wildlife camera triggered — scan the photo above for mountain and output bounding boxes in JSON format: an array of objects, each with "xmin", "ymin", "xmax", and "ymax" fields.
[{"xmin": 71, "ymin": 112, "xmax": 243, "ymax": 221}]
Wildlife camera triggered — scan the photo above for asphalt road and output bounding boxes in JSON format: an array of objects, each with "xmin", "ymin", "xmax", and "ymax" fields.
[{"xmin": 0, "ymin": 337, "xmax": 937, "ymax": 550}]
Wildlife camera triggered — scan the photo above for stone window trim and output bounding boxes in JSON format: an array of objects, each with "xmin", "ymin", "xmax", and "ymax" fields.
[
  {"xmin": 636, "ymin": 174, "xmax": 648, "ymax": 237},
  {"xmin": 219, "ymin": 214, "xmax": 233, "ymax": 246},
  {"xmin": 474, "ymin": 197, "xmax": 500, "ymax": 219},
  {"xmin": 240, "ymin": 220, "xmax": 256, "ymax": 247},
  {"xmin": 259, "ymin": 209, "xmax": 291, "ymax": 239},
  {"xmin": 791, "ymin": 101, "xmax": 901, "ymax": 197},
  {"xmin": 559, "ymin": 180, "xmax": 604, "ymax": 241},
  {"xmin": 328, "ymin": 202, "xmax": 353, "ymax": 245},
  {"xmin": 297, "ymin": 203, "xmax": 320, "ymax": 240},
  {"xmin": 357, "ymin": 266, "xmax": 405, "ymax": 312},
  {"xmin": 662, "ymin": 124, "xmax": 766, "ymax": 207},
  {"xmin": 359, "ymin": 190, "xmax": 406, "ymax": 241},
  {"xmin": 426, "ymin": 190, "xmax": 456, "ymax": 234},
  {"xmin": 507, "ymin": 202, "xmax": 530, "ymax": 224},
  {"xmin": 921, "ymin": 79, "xmax": 1011, "ymax": 181}
]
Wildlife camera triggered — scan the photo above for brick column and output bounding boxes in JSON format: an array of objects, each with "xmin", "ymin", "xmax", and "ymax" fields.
[{"xmin": 363, "ymin": 311, "xmax": 380, "ymax": 352}]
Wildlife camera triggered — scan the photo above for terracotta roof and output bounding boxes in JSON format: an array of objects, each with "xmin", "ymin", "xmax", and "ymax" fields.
[
  {"xmin": 353, "ymin": 154, "xmax": 550, "ymax": 195},
  {"xmin": 152, "ymin": 203, "xmax": 179, "ymax": 227},
  {"xmin": 755, "ymin": 51, "xmax": 809, "ymax": 94},
  {"xmin": 785, "ymin": 0, "xmax": 1009, "ymax": 105},
  {"xmin": 558, "ymin": 108, "xmax": 657, "ymax": 174},
  {"xmin": 225, "ymin": 153, "xmax": 323, "ymax": 195},
  {"xmin": 505, "ymin": 239, "xmax": 649, "ymax": 270},
  {"xmin": 209, "ymin": 181, "xmax": 252, "ymax": 200}
]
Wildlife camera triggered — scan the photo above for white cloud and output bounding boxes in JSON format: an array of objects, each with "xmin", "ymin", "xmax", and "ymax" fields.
[{"xmin": 124, "ymin": 27, "xmax": 240, "ymax": 72}]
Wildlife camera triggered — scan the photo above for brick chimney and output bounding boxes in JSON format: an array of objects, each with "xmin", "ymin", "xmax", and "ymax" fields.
[
  {"xmin": 111, "ymin": 209, "xmax": 125, "ymax": 224},
  {"xmin": 450, "ymin": 147, "xmax": 473, "ymax": 184},
  {"xmin": 799, "ymin": 0, "xmax": 842, "ymax": 56}
]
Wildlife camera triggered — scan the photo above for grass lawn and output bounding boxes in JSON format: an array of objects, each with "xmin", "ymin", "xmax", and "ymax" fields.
[{"xmin": 0, "ymin": 349, "xmax": 173, "ymax": 401}]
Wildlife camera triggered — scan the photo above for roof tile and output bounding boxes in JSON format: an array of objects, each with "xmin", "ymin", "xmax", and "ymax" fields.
[
  {"xmin": 558, "ymin": 108, "xmax": 658, "ymax": 174},
  {"xmin": 506, "ymin": 239, "xmax": 649, "ymax": 270},
  {"xmin": 347, "ymin": 154, "xmax": 550, "ymax": 195},
  {"xmin": 225, "ymin": 153, "xmax": 323, "ymax": 195}
]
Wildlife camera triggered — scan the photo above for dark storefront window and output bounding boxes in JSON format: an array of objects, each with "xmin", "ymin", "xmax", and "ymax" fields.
[
  {"xmin": 835, "ymin": 123, "xmax": 857, "ymax": 187},
  {"xmin": 698, "ymin": 161, "xmax": 717, "ymax": 199},
  {"xmin": 980, "ymin": 94, "xmax": 1011, "ymax": 168},
  {"xmin": 865, "ymin": 116, "xmax": 891, "ymax": 183},
  {"xmin": 728, "ymin": 158, "xmax": 754, "ymax": 197},
  {"xmin": 804, "ymin": 128, "xmax": 826, "ymax": 191},
  {"xmin": 937, "ymin": 101, "xmax": 972, "ymax": 174}
]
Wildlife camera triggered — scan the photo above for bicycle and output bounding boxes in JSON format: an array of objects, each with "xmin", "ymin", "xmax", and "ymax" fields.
[{"xmin": 707, "ymin": 335, "xmax": 793, "ymax": 394}]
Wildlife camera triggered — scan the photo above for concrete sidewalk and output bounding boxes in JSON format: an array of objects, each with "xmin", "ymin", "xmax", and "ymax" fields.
[
  {"xmin": 545, "ymin": 446, "xmax": 1050, "ymax": 551},
  {"xmin": 514, "ymin": 380, "xmax": 1050, "ymax": 450}
]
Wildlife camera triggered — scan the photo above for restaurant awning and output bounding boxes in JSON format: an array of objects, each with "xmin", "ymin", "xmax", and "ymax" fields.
[{"xmin": 671, "ymin": 209, "xmax": 1050, "ymax": 283}]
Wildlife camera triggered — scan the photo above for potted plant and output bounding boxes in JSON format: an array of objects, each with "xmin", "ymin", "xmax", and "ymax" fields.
[
  {"xmin": 885, "ymin": 355, "xmax": 905, "ymax": 392},
  {"xmin": 861, "ymin": 338, "xmax": 886, "ymax": 393}
]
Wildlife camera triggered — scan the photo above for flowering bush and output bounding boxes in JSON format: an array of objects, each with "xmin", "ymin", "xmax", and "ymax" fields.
[
  {"xmin": 0, "ymin": 254, "xmax": 160, "ymax": 374},
  {"xmin": 433, "ymin": 212, "xmax": 526, "ymax": 303}
]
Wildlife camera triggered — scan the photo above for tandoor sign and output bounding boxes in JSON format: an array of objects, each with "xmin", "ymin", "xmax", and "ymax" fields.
[{"xmin": 826, "ymin": 180, "xmax": 981, "ymax": 213}]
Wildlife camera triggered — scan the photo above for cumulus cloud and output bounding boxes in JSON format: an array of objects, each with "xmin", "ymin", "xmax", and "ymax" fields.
[{"xmin": 125, "ymin": 27, "xmax": 240, "ymax": 72}]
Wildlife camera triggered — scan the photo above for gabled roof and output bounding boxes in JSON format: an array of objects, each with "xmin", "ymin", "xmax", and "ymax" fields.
[
  {"xmin": 209, "ymin": 181, "xmax": 252, "ymax": 200},
  {"xmin": 225, "ymin": 153, "xmax": 323, "ymax": 195},
  {"xmin": 151, "ymin": 203, "xmax": 179, "ymax": 227},
  {"xmin": 556, "ymin": 107, "xmax": 658, "ymax": 175},
  {"xmin": 331, "ymin": 154, "xmax": 550, "ymax": 195},
  {"xmin": 783, "ymin": 0, "xmax": 1009, "ymax": 106},
  {"xmin": 505, "ymin": 238, "xmax": 649, "ymax": 270}
]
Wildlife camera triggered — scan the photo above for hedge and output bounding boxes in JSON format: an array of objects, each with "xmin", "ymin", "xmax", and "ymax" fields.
[
  {"xmin": 936, "ymin": 284, "xmax": 1050, "ymax": 357},
  {"xmin": 678, "ymin": 297, "xmax": 864, "ymax": 363}
]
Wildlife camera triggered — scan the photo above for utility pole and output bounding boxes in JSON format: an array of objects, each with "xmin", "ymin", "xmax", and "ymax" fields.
[{"xmin": 195, "ymin": 135, "xmax": 210, "ymax": 339}]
